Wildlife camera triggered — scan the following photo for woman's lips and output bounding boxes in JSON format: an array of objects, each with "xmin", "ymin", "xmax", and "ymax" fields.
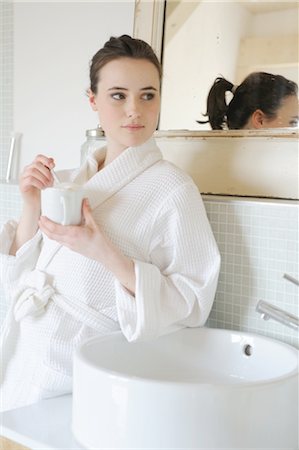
[{"xmin": 122, "ymin": 124, "xmax": 144, "ymax": 130}]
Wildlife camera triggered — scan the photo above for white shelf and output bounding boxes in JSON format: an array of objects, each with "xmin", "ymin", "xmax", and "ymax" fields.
[{"xmin": 0, "ymin": 394, "xmax": 83, "ymax": 450}]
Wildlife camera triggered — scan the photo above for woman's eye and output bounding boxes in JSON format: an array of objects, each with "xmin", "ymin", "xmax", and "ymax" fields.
[
  {"xmin": 111, "ymin": 93, "xmax": 126, "ymax": 100},
  {"xmin": 289, "ymin": 119, "xmax": 298, "ymax": 127},
  {"xmin": 142, "ymin": 92, "xmax": 155, "ymax": 101}
]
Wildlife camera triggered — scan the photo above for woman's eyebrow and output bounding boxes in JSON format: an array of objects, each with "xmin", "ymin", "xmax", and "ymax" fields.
[
  {"xmin": 108, "ymin": 87, "xmax": 128, "ymax": 91},
  {"xmin": 108, "ymin": 86, "xmax": 158, "ymax": 91},
  {"xmin": 141, "ymin": 86, "xmax": 158, "ymax": 91}
]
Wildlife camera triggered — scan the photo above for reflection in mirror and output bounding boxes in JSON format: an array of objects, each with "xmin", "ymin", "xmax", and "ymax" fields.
[
  {"xmin": 197, "ymin": 72, "xmax": 298, "ymax": 130},
  {"xmin": 159, "ymin": 1, "xmax": 299, "ymax": 131}
]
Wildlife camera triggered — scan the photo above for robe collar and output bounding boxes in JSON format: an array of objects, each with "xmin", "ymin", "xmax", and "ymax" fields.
[{"xmin": 72, "ymin": 138, "xmax": 162, "ymax": 210}]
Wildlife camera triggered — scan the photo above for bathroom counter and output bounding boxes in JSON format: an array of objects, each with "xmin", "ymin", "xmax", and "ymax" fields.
[{"xmin": 0, "ymin": 394, "xmax": 83, "ymax": 449}]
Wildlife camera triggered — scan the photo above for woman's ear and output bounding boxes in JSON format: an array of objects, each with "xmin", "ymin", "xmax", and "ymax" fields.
[
  {"xmin": 87, "ymin": 88, "xmax": 98, "ymax": 111},
  {"xmin": 251, "ymin": 109, "xmax": 266, "ymax": 129}
]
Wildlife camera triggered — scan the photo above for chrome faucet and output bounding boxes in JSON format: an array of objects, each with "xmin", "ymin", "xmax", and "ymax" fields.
[
  {"xmin": 282, "ymin": 273, "xmax": 299, "ymax": 287},
  {"xmin": 256, "ymin": 273, "xmax": 299, "ymax": 331}
]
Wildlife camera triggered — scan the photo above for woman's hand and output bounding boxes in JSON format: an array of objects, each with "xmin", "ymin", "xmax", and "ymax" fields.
[
  {"xmin": 19, "ymin": 154, "xmax": 56, "ymax": 208},
  {"xmin": 9, "ymin": 155, "xmax": 56, "ymax": 256},
  {"xmin": 38, "ymin": 199, "xmax": 136, "ymax": 294},
  {"xmin": 39, "ymin": 199, "xmax": 106, "ymax": 260}
]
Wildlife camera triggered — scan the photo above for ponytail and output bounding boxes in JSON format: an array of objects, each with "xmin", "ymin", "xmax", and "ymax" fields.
[
  {"xmin": 198, "ymin": 72, "xmax": 298, "ymax": 130},
  {"xmin": 197, "ymin": 77, "xmax": 234, "ymax": 130}
]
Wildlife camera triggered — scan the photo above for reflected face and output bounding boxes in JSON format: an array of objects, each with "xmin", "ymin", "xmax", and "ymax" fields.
[
  {"xmin": 89, "ymin": 57, "xmax": 161, "ymax": 154},
  {"xmin": 263, "ymin": 95, "xmax": 299, "ymax": 128}
]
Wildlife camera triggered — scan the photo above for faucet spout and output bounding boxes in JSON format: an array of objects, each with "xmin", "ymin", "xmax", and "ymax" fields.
[
  {"xmin": 283, "ymin": 273, "xmax": 299, "ymax": 287},
  {"xmin": 256, "ymin": 300, "xmax": 299, "ymax": 331}
]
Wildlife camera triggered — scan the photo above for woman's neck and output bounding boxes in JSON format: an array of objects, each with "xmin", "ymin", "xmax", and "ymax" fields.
[{"xmin": 98, "ymin": 141, "xmax": 128, "ymax": 171}]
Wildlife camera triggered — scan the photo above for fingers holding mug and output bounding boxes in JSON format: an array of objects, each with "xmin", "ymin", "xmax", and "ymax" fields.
[
  {"xmin": 21, "ymin": 155, "xmax": 56, "ymax": 189},
  {"xmin": 41, "ymin": 183, "xmax": 85, "ymax": 226}
]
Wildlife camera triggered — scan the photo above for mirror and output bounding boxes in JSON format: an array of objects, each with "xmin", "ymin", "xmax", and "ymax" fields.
[{"xmin": 134, "ymin": 0, "xmax": 299, "ymax": 133}]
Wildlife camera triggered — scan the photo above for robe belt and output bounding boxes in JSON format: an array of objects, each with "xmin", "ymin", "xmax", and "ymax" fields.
[{"xmin": 12, "ymin": 269, "xmax": 119, "ymax": 333}]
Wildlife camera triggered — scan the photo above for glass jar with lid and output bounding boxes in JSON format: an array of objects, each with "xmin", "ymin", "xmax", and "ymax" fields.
[{"xmin": 80, "ymin": 126, "xmax": 105, "ymax": 165}]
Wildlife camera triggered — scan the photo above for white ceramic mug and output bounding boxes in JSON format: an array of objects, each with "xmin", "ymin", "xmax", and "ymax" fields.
[{"xmin": 41, "ymin": 182, "xmax": 85, "ymax": 225}]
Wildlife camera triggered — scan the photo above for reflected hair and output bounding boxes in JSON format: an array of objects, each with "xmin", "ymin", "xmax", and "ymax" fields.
[
  {"xmin": 197, "ymin": 72, "xmax": 298, "ymax": 130},
  {"xmin": 89, "ymin": 34, "xmax": 162, "ymax": 94}
]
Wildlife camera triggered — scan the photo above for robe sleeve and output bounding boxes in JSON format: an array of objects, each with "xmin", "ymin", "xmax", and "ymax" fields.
[
  {"xmin": 0, "ymin": 168, "xmax": 75, "ymax": 303},
  {"xmin": 115, "ymin": 182, "xmax": 221, "ymax": 342},
  {"xmin": 0, "ymin": 221, "xmax": 42, "ymax": 304}
]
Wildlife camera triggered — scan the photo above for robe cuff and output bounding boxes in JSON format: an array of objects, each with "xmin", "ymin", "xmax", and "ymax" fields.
[
  {"xmin": 115, "ymin": 259, "xmax": 162, "ymax": 342},
  {"xmin": 0, "ymin": 221, "xmax": 42, "ymax": 286}
]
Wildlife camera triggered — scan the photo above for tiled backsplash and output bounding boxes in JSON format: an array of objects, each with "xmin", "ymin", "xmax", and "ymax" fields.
[
  {"xmin": 0, "ymin": 183, "xmax": 22, "ymax": 324},
  {"xmin": 0, "ymin": 186, "xmax": 298, "ymax": 348},
  {"xmin": 0, "ymin": 2, "xmax": 13, "ymax": 177},
  {"xmin": 204, "ymin": 195, "xmax": 298, "ymax": 348}
]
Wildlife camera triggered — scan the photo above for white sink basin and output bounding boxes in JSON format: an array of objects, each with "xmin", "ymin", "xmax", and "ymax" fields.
[{"xmin": 72, "ymin": 327, "xmax": 298, "ymax": 449}]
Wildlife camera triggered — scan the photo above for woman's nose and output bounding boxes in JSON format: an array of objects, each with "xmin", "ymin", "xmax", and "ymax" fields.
[{"xmin": 126, "ymin": 99, "xmax": 141, "ymax": 118}]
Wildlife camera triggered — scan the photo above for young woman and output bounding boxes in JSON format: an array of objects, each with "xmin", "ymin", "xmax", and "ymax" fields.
[
  {"xmin": 197, "ymin": 72, "xmax": 298, "ymax": 130},
  {"xmin": 0, "ymin": 35, "xmax": 220, "ymax": 411}
]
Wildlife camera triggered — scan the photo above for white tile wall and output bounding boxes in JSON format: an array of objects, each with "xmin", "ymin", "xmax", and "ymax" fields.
[
  {"xmin": 204, "ymin": 196, "xmax": 299, "ymax": 348},
  {"xmin": 0, "ymin": 188, "xmax": 298, "ymax": 349},
  {"xmin": 0, "ymin": 183, "xmax": 21, "ymax": 323},
  {"xmin": 0, "ymin": 2, "xmax": 14, "ymax": 179}
]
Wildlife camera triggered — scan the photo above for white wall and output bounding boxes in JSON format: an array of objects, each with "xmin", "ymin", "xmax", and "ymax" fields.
[
  {"xmin": 250, "ymin": 8, "xmax": 298, "ymax": 37},
  {"xmin": 159, "ymin": 2, "xmax": 250, "ymax": 130},
  {"xmin": 159, "ymin": 2, "xmax": 298, "ymax": 131},
  {"xmin": 236, "ymin": 7, "xmax": 299, "ymax": 83},
  {"xmin": 13, "ymin": 1, "xmax": 135, "ymax": 171}
]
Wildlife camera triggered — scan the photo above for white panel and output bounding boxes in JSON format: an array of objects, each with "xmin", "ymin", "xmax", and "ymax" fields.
[{"xmin": 13, "ymin": 2, "xmax": 135, "ymax": 171}]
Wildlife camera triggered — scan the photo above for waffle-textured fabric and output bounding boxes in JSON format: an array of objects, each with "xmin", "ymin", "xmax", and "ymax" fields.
[{"xmin": 0, "ymin": 138, "xmax": 220, "ymax": 411}]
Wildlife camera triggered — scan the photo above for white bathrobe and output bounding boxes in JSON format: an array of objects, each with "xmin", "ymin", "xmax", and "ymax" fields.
[{"xmin": 0, "ymin": 138, "xmax": 220, "ymax": 411}]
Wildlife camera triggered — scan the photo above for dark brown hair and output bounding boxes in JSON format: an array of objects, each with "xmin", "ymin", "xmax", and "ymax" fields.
[
  {"xmin": 197, "ymin": 72, "xmax": 298, "ymax": 129},
  {"xmin": 89, "ymin": 35, "xmax": 162, "ymax": 94}
]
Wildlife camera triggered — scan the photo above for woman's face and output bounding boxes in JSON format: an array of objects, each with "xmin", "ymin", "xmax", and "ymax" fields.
[
  {"xmin": 248, "ymin": 94, "xmax": 299, "ymax": 129},
  {"xmin": 89, "ymin": 57, "xmax": 161, "ymax": 154},
  {"xmin": 263, "ymin": 94, "xmax": 299, "ymax": 128}
]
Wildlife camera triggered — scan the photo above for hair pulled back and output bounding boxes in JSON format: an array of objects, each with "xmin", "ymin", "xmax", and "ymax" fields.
[
  {"xmin": 198, "ymin": 72, "xmax": 298, "ymax": 129},
  {"xmin": 89, "ymin": 34, "xmax": 162, "ymax": 94}
]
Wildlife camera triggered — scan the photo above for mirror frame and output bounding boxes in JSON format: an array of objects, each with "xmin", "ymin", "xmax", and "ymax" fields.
[{"xmin": 133, "ymin": 0, "xmax": 299, "ymax": 140}]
